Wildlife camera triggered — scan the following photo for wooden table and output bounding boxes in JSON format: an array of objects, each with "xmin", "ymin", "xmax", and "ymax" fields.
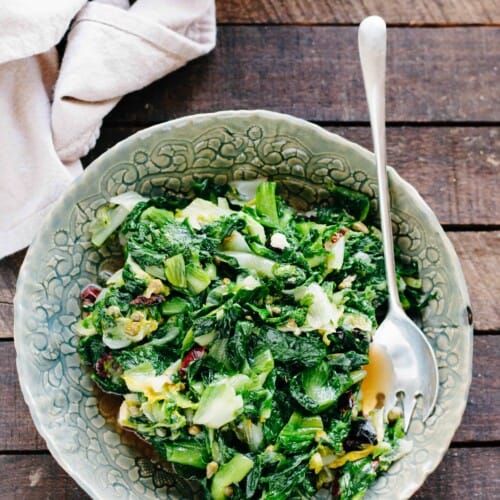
[{"xmin": 1, "ymin": 2, "xmax": 498, "ymax": 498}]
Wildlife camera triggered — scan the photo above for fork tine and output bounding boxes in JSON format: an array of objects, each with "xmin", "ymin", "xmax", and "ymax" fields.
[
  {"xmin": 402, "ymin": 393, "xmax": 417, "ymax": 432},
  {"xmin": 421, "ymin": 384, "xmax": 439, "ymax": 422}
]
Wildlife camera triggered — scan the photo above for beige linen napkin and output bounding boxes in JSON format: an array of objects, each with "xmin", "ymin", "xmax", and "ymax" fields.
[{"xmin": 0, "ymin": 0, "xmax": 216, "ymax": 259}]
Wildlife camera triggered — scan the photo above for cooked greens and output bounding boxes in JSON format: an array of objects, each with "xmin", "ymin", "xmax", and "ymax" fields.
[{"xmin": 77, "ymin": 181, "xmax": 422, "ymax": 499}]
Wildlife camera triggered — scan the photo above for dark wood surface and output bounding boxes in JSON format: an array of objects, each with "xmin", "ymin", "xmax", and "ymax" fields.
[
  {"xmin": 2, "ymin": 2, "xmax": 499, "ymax": 498},
  {"xmin": 215, "ymin": 0, "xmax": 500, "ymax": 25},
  {"xmin": 107, "ymin": 27, "xmax": 500, "ymax": 123}
]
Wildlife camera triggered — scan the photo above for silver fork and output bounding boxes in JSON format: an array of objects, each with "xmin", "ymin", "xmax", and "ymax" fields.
[{"xmin": 358, "ymin": 16, "xmax": 439, "ymax": 431}]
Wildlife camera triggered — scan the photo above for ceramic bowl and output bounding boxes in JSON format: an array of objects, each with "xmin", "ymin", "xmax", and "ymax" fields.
[{"xmin": 14, "ymin": 110, "xmax": 473, "ymax": 499}]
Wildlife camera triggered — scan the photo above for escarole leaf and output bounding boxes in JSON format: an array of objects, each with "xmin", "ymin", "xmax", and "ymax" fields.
[
  {"xmin": 211, "ymin": 454, "xmax": 254, "ymax": 500},
  {"xmin": 329, "ymin": 184, "xmax": 371, "ymax": 221},
  {"xmin": 140, "ymin": 205, "xmax": 174, "ymax": 226},
  {"xmin": 291, "ymin": 361, "xmax": 364, "ymax": 414},
  {"xmin": 165, "ymin": 253, "xmax": 187, "ymax": 288},
  {"xmin": 255, "ymin": 181, "xmax": 280, "ymax": 227},
  {"xmin": 179, "ymin": 197, "xmax": 232, "ymax": 229},
  {"xmin": 186, "ymin": 264, "xmax": 212, "ymax": 294},
  {"xmin": 221, "ymin": 251, "xmax": 276, "ymax": 277},
  {"xmin": 90, "ymin": 204, "xmax": 129, "ymax": 247},
  {"xmin": 163, "ymin": 439, "xmax": 208, "ymax": 469},
  {"xmin": 277, "ymin": 412, "xmax": 323, "ymax": 453},
  {"xmin": 193, "ymin": 382, "xmax": 243, "ymax": 428},
  {"xmin": 290, "ymin": 361, "xmax": 340, "ymax": 413},
  {"xmin": 90, "ymin": 191, "xmax": 148, "ymax": 247},
  {"xmin": 259, "ymin": 328, "xmax": 326, "ymax": 367},
  {"xmin": 102, "ymin": 311, "xmax": 159, "ymax": 350}
]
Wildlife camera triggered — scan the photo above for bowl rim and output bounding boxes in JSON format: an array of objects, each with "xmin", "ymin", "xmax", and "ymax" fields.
[{"xmin": 14, "ymin": 109, "xmax": 473, "ymax": 499}]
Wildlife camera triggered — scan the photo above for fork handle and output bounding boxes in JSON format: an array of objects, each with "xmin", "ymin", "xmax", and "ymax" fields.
[{"xmin": 358, "ymin": 16, "xmax": 402, "ymax": 311}]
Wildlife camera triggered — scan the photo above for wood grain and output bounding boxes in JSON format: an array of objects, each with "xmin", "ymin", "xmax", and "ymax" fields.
[
  {"xmin": 106, "ymin": 27, "xmax": 500, "ymax": 124},
  {"xmin": 216, "ymin": 0, "xmax": 500, "ymax": 25},
  {"xmin": 448, "ymin": 232, "xmax": 500, "ymax": 332},
  {"xmin": 457, "ymin": 335, "xmax": 500, "ymax": 443},
  {"xmin": 85, "ymin": 126, "xmax": 500, "ymax": 227},
  {"xmin": 0, "ymin": 303, "xmax": 13, "ymax": 339},
  {"xmin": 0, "ymin": 250, "xmax": 25, "ymax": 339},
  {"xmin": 1, "ymin": 335, "xmax": 497, "ymax": 451},
  {"xmin": 0, "ymin": 446, "xmax": 497, "ymax": 499},
  {"xmin": 412, "ymin": 446, "xmax": 500, "ymax": 499},
  {"xmin": 0, "ymin": 341, "xmax": 46, "ymax": 451},
  {"xmin": 0, "ymin": 250, "xmax": 24, "ymax": 303},
  {"xmin": 0, "ymin": 454, "xmax": 88, "ymax": 499}
]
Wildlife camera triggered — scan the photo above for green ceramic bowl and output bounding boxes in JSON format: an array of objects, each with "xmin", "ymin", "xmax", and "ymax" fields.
[{"xmin": 14, "ymin": 110, "xmax": 472, "ymax": 499}]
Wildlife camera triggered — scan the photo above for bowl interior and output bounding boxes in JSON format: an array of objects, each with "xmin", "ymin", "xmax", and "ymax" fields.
[{"xmin": 14, "ymin": 110, "xmax": 472, "ymax": 499}]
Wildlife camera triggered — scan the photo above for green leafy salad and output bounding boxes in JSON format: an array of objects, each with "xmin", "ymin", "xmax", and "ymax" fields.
[{"xmin": 76, "ymin": 180, "xmax": 424, "ymax": 499}]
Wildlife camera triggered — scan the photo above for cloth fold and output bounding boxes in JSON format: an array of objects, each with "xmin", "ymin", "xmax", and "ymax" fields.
[{"xmin": 0, "ymin": 0, "xmax": 216, "ymax": 259}]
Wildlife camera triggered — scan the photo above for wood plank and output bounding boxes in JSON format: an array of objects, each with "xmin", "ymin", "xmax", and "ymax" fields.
[
  {"xmin": 0, "ymin": 250, "xmax": 25, "ymax": 340},
  {"xmin": 0, "ymin": 446, "xmax": 498, "ymax": 499},
  {"xmin": 216, "ymin": 0, "xmax": 500, "ymax": 25},
  {"xmin": 106, "ymin": 27, "xmax": 500, "ymax": 124},
  {"xmin": 456, "ymin": 336, "xmax": 500, "ymax": 443},
  {"xmin": 2, "ymin": 335, "xmax": 498, "ymax": 451},
  {"xmin": 448, "ymin": 232, "xmax": 500, "ymax": 333},
  {"xmin": 0, "ymin": 303, "xmax": 13, "ymax": 339},
  {"xmin": 0, "ymin": 341, "xmax": 47, "ymax": 451},
  {"xmin": 0, "ymin": 250, "xmax": 24, "ymax": 303},
  {"xmin": 85, "ymin": 126, "xmax": 500, "ymax": 227},
  {"xmin": 0, "ymin": 454, "xmax": 88, "ymax": 499},
  {"xmin": 412, "ymin": 447, "xmax": 500, "ymax": 499}
]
